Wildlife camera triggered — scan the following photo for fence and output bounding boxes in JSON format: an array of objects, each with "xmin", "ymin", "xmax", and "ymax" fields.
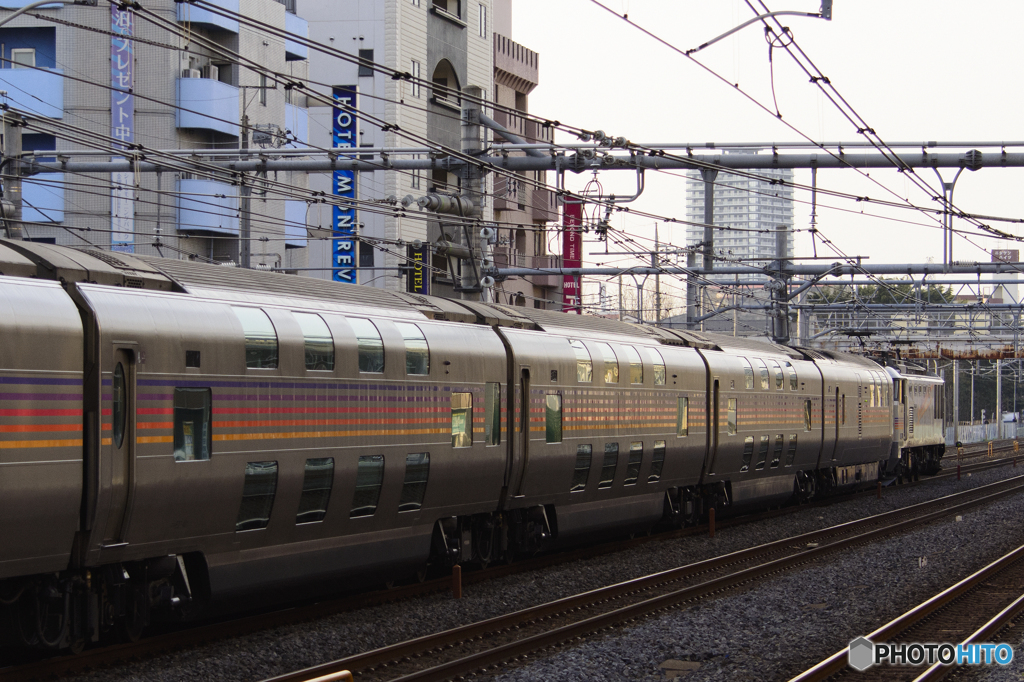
[{"xmin": 946, "ymin": 422, "xmax": 1018, "ymax": 446}]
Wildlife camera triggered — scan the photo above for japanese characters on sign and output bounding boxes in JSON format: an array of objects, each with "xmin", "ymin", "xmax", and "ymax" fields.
[
  {"xmin": 562, "ymin": 200, "xmax": 582, "ymax": 313},
  {"xmin": 332, "ymin": 86, "xmax": 358, "ymax": 283},
  {"xmin": 111, "ymin": 4, "xmax": 134, "ymax": 252}
]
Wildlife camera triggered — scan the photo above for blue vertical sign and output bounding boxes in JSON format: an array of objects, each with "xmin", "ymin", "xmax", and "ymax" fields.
[
  {"xmin": 110, "ymin": 4, "xmax": 134, "ymax": 253},
  {"xmin": 332, "ymin": 86, "xmax": 357, "ymax": 283}
]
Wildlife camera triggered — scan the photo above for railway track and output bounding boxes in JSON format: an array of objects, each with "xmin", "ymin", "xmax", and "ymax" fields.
[
  {"xmin": 260, "ymin": 471, "xmax": 1024, "ymax": 682},
  {"xmin": 790, "ymin": 543, "xmax": 1024, "ymax": 681},
  {"xmin": 2, "ymin": 443, "xmax": 1016, "ymax": 682}
]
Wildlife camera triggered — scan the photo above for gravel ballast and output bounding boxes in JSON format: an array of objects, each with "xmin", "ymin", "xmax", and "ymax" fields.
[{"xmin": 63, "ymin": 463, "xmax": 1024, "ymax": 682}]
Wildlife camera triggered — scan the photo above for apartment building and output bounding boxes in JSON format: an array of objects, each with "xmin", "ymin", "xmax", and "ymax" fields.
[{"xmin": 0, "ymin": 0, "xmax": 311, "ymax": 270}]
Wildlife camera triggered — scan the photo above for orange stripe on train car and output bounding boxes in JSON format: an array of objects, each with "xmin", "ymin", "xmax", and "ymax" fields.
[
  {"xmin": 0, "ymin": 438, "xmax": 83, "ymax": 449},
  {"xmin": 0, "ymin": 423, "xmax": 82, "ymax": 433}
]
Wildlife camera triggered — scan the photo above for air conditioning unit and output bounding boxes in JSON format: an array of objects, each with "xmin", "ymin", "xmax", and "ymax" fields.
[
  {"xmin": 203, "ymin": 64, "xmax": 219, "ymax": 80},
  {"xmin": 182, "ymin": 68, "xmax": 201, "ymax": 79}
]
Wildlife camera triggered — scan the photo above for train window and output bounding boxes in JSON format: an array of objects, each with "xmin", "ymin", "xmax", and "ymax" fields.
[
  {"xmin": 727, "ymin": 398, "xmax": 738, "ymax": 435},
  {"xmin": 625, "ymin": 442, "xmax": 642, "ymax": 485},
  {"xmin": 804, "ymin": 400, "xmax": 813, "ymax": 431},
  {"xmin": 484, "ymin": 382, "xmax": 501, "ymax": 446},
  {"xmin": 293, "ymin": 312, "xmax": 334, "ymax": 371},
  {"xmin": 755, "ymin": 435, "xmax": 770, "ymax": 470},
  {"xmin": 350, "ymin": 318, "xmax": 384, "ymax": 373},
  {"xmin": 350, "ymin": 455, "xmax": 384, "ymax": 518},
  {"xmin": 571, "ymin": 445, "xmax": 592, "ymax": 492},
  {"xmin": 546, "ymin": 393, "xmax": 563, "ymax": 443},
  {"xmin": 173, "ymin": 387, "xmax": 212, "ymax": 462},
  {"xmin": 451, "ymin": 392, "xmax": 473, "ymax": 447},
  {"xmin": 649, "ymin": 441, "xmax": 666, "ymax": 482},
  {"xmin": 785, "ymin": 434, "xmax": 798, "ymax": 466},
  {"xmin": 296, "ymin": 457, "xmax": 334, "ymax": 524},
  {"xmin": 770, "ymin": 361, "xmax": 784, "ymax": 390},
  {"xmin": 595, "ymin": 343, "xmax": 619, "ymax": 383},
  {"xmin": 112, "ymin": 363, "xmax": 127, "ymax": 449},
  {"xmin": 771, "ymin": 434, "xmax": 783, "ymax": 468},
  {"xmin": 395, "ymin": 322, "xmax": 429, "ymax": 375},
  {"xmin": 677, "ymin": 397, "xmax": 689, "ymax": 436},
  {"xmin": 740, "ymin": 436, "xmax": 754, "ymax": 472},
  {"xmin": 785, "ymin": 361, "xmax": 798, "ymax": 390},
  {"xmin": 755, "ymin": 359, "xmax": 770, "ymax": 390},
  {"xmin": 232, "ymin": 307, "xmax": 278, "ymax": 369},
  {"xmin": 398, "ymin": 452, "xmax": 430, "ymax": 512},
  {"xmin": 741, "ymin": 358, "xmax": 754, "ymax": 389},
  {"xmin": 649, "ymin": 348, "xmax": 667, "ymax": 386},
  {"xmin": 236, "ymin": 461, "xmax": 278, "ymax": 531},
  {"xmin": 625, "ymin": 346, "xmax": 644, "ymax": 384},
  {"xmin": 570, "ymin": 340, "xmax": 593, "ymax": 382},
  {"xmin": 599, "ymin": 443, "xmax": 618, "ymax": 489}
]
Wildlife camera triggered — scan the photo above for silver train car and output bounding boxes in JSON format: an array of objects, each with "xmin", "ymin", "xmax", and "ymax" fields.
[
  {"xmin": 0, "ymin": 239, "xmax": 903, "ymax": 650},
  {"xmin": 886, "ymin": 366, "xmax": 946, "ymax": 477}
]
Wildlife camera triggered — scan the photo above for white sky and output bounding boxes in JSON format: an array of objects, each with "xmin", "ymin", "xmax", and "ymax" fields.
[{"xmin": 510, "ymin": 0, "xmax": 1024, "ymax": 281}]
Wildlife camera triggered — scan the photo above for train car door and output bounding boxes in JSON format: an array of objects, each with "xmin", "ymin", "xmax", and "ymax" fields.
[{"xmin": 103, "ymin": 346, "xmax": 139, "ymax": 545}]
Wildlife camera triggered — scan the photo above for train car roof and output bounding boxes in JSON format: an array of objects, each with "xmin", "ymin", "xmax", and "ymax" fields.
[
  {"xmin": 0, "ymin": 242, "xmax": 38, "ymax": 278},
  {"xmin": 0, "ymin": 240, "xmax": 176, "ymax": 290}
]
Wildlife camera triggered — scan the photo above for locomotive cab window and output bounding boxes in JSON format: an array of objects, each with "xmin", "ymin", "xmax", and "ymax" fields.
[
  {"xmin": 296, "ymin": 457, "xmax": 334, "ymax": 524},
  {"xmin": 174, "ymin": 388, "xmax": 212, "ymax": 462},
  {"xmin": 451, "ymin": 392, "xmax": 473, "ymax": 447},
  {"xmin": 236, "ymin": 461, "xmax": 279, "ymax": 531},
  {"xmin": 350, "ymin": 455, "xmax": 384, "ymax": 518},
  {"xmin": 595, "ymin": 343, "xmax": 618, "ymax": 383},
  {"xmin": 350, "ymin": 318, "xmax": 384, "ymax": 373},
  {"xmin": 232, "ymin": 307, "xmax": 278, "ymax": 369},
  {"xmin": 294, "ymin": 312, "xmax": 334, "ymax": 371},
  {"xmin": 624, "ymin": 346, "xmax": 644, "ymax": 384},
  {"xmin": 570, "ymin": 339, "xmax": 592, "ymax": 382},
  {"xmin": 395, "ymin": 322, "xmax": 429, "ymax": 375},
  {"xmin": 399, "ymin": 452, "xmax": 430, "ymax": 512}
]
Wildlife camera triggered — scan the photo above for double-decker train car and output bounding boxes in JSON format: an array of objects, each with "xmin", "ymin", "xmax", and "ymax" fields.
[
  {"xmin": 0, "ymin": 239, "xmax": 906, "ymax": 651},
  {"xmin": 886, "ymin": 366, "xmax": 946, "ymax": 476}
]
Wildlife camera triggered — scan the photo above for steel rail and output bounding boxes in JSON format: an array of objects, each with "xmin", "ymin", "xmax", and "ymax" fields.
[{"xmin": 262, "ymin": 475, "xmax": 1024, "ymax": 682}]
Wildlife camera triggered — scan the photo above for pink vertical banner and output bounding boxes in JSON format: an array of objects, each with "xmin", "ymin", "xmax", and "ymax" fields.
[{"xmin": 562, "ymin": 200, "xmax": 582, "ymax": 314}]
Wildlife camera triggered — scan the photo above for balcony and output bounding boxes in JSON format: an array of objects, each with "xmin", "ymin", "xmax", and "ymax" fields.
[
  {"xmin": 176, "ymin": 77, "xmax": 240, "ymax": 137},
  {"xmin": 284, "ymin": 200, "xmax": 306, "ymax": 248},
  {"xmin": 23, "ymin": 173, "xmax": 63, "ymax": 223},
  {"xmin": 284, "ymin": 11, "xmax": 308, "ymax": 61},
  {"xmin": 176, "ymin": 0, "xmax": 239, "ymax": 33},
  {"xmin": 284, "ymin": 102, "xmax": 307, "ymax": 146},
  {"xmin": 176, "ymin": 178, "xmax": 238, "ymax": 235},
  {"xmin": 0, "ymin": 68, "xmax": 62, "ymax": 119},
  {"xmin": 493, "ymin": 34, "xmax": 539, "ymax": 94}
]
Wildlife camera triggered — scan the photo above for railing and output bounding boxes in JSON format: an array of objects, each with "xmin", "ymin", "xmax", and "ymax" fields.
[{"xmin": 946, "ymin": 422, "xmax": 1018, "ymax": 446}]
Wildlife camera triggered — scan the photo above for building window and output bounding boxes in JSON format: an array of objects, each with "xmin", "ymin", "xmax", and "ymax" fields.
[
  {"xmin": 451, "ymin": 392, "xmax": 473, "ymax": 447},
  {"xmin": 173, "ymin": 387, "xmax": 212, "ymax": 461},
  {"xmin": 294, "ymin": 312, "xmax": 334, "ymax": 371},
  {"xmin": 478, "ymin": 2, "xmax": 487, "ymax": 37},
  {"xmin": 10, "ymin": 48, "xmax": 35, "ymax": 68},
  {"xmin": 411, "ymin": 60, "xmax": 421, "ymax": 98},
  {"xmin": 259, "ymin": 73, "xmax": 268, "ymax": 105},
  {"xmin": 545, "ymin": 393, "xmax": 562, "ymax": 443},
  {"xmin": 236, "ymin": 461, "xmax": 278, "ymax": 531},
  {"xmin": 358, "ymin": 49, "xmax": 374, "ymax": 77},
  {"xmin": 571, "ymin": 444, "xmax": 592, "ymax": 492},
  {"xmin": 411, "ymin": 155, "xmax": 421, "ymax": 189},
  {"xmin": 350, "ymin": 455, "xmax": 384, "ymax": 517},
  {"xmin": 296, "ymin": 458, "xmax": 334, "ymax": 524}
]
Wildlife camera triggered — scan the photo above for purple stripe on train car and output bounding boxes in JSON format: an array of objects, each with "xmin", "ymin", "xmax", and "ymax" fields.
[
  {"xmin": 0, "ymin": 392, "xmax": 82, "ymax": 401},
  {"xmin": 0, "ymin": 377, "xmax": 82, "ymax": 386},
  {"xmin": 136, "ymin": 378, "xmax": 443, "ymax": 392}
]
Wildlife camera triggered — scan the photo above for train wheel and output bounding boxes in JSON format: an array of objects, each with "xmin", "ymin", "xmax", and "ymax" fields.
[{"xmin": 117, "ymin": 585, "xmax": 147, "ymax": 643}]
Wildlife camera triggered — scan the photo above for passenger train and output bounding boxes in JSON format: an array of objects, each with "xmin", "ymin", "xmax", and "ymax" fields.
[{"xmin": 0, "ymin": 239, "xmax": 943, "ymax": 651}]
